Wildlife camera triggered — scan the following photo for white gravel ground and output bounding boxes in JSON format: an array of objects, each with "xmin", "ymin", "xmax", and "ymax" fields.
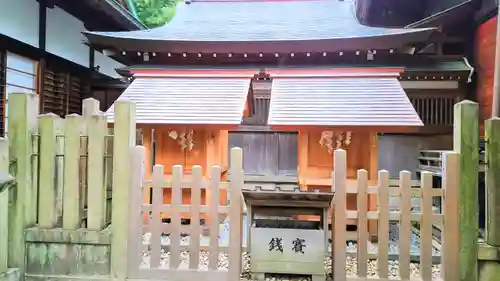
[{"xmin": 141, "ymin": 233, "xmax": 442, "ymax": 280}]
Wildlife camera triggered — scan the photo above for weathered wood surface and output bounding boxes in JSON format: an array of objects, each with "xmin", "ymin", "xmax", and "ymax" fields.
[
  {"xmin": 0, "ymin": 138, "xmax": 12, "ymax": 276},
  {"xmin": 454, "ymin": 100, "xmax": 479, "ymax": 281},
  {"xmin": 25, "ymin": 229, "xmax": 110, "ymax": 279},
  {"xmin": 110, "ymin": 101, "xmax": 136, "ymax": 281},
  {"xmin": 485, "ymin": 117, "xmax": 500, "ymax": 246},
  {"xmin": 331, "ymin": 149, "xmax": 460, "ymax": 281},
  {"xmin": 8, "ymin": 93, "xmax": 39, "ymax": 272}
]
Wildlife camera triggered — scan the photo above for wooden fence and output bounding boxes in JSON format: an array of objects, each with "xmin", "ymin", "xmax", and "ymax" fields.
[
  {"xmin": 332, "ymin": 149, "xmax": 460, "ymax": 281},
  {"xmin": 0, "ymin": 93, "xmax": 497, "ymax": 281},
  {"xmin": 0, "ymin": 93, "xmax": 115, "ymax": 278},
  {"xmin": 125, "ymin": 146, "xmax": 243, "ymax": 281},
  {"xmin": 37, "ymin": 100, "xmax": 114, "ymax": 230}
]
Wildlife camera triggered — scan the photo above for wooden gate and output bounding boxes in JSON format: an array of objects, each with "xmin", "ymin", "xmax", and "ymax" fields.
[
  {"xmin": 127, "ymin": 146, "xmax": 244, "ymax": 281},
  {"xmin": 331, "ymin": 149, "xmax": 460, "ymax": 281}
]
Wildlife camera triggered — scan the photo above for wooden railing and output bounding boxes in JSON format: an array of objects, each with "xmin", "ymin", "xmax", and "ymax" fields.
[{"xmin": 418, "ymin": 148, "xmax": 486, "ymax": 176}]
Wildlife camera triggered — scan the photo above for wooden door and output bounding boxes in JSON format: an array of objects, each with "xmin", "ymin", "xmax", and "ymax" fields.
[{"xmin": 229, "ymin": 131, "xmax": 298, "ymax": 181}]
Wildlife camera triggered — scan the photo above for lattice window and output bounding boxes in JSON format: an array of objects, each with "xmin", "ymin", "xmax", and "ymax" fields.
[
  {"xmin": 42, "ymin": 68, "xmax": 67, "ymax": 116},
  {"xmin": 68, "ymin": 76, "xmax": 83, "ymax": 115},
  {"xmin": 42, "ymin": 66, "xmax": 86, "ymax": 116},
  {"xmin": 407, "ymin": 91, "xmax": 462, "ymax": 126}
]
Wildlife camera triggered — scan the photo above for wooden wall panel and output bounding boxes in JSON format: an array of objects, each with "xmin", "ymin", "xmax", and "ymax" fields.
[
  {"xmin": 304, "ymin": 131, "xmax": 371, "ymax": 181},
  {"xmin": 475, "ymin": 16, "xmax": 497, "ymax": 126}
]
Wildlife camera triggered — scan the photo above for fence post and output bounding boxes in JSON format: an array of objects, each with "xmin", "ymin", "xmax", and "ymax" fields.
[
  {"xmin": 442, "ymin": 152, "xmax": 460, "ymax": 281},
  {"xmin": 7, "ymin": 92, "xmax": 39, "ymax": 270},
  {"xmin": 62, "ymin": 114, "xmax": 83, "ymax": 230},
  {"xmin": 110, "ymin": 101, "xmax": 136, "ymax": 281},
  {"xmin": 38, "ymin": 113, "xmax": 61, "ymax": 228},
  {"xmin": 479, "ymin": 117, "xmax": 500, "ymax": 280},
  {"xmin": 453, "ymin": 100, "xmax": 479, "ymax": 281},
  {"xmin": 0, "ymin": 138, "xmax": 10, "ymax": 274},
  {"xmin": 87, "ymin": 113, "xmax": 108, "ymax": 230},
  {"xmin": 228, "ymin": 147, "xmax": 243, "ymax": 281},
  {"xmin": 332, "ymin": 149, "xmax": 347, "ymax": 281},
  {"xmin": 485, "ymin": 117, "xmax": 500, "ymax": 245}
]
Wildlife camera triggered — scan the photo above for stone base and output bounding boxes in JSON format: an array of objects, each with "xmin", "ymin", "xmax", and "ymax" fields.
[{"xmin": 0, "ymin": 268, "xmax": 21, "ymax": 281}]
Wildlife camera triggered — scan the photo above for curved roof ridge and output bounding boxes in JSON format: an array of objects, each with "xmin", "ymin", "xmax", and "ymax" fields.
[{"xmin": 83, "ymin": 0, "xmax": 436, "ymax": 52}]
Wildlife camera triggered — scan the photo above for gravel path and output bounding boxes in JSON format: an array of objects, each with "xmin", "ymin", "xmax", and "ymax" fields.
[
  {"xmin": 141, "ymin": 232, "xmax": 442, "ymax": 280},
  {"xmin": 140, "ymin": 249, "xmax": 442, "ymax": 280}
]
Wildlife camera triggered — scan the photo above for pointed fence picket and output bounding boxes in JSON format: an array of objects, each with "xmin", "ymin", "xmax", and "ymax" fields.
[
  {"xmin": 331, "ymin": 149, "xmax": 460, "ymax": 281},
  {"xmin": 126, "ymin": 146, "xmax": 244, "ymax": 281}
]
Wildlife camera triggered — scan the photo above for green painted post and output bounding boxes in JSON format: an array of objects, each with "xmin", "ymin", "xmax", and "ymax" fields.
[
  {"xmin": 0, "ymin": 138, "xmax": 10, "ymax": 275},
  {"xmin": 479, "ymin": 117, "xmax": 500, "ymax": 281},
  {"xmin": 485, "ymin": 117, "xmax": 500, "ymax": 245},
  {"xmin": 110, "ymin": 101, "xmax": 136, "ymax": 281},
  {"xmin": 453, "ymin": 100, "xmax": 479, "ymax": 281},
  {"xmin": 7, "ymin": 93, "xmax": 39, "ymax": 271}
]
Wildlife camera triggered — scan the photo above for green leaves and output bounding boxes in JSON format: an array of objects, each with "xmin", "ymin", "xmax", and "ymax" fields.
[{"xmin": 135, "ymin": 0, "xmax": 178, "ymax": 28}]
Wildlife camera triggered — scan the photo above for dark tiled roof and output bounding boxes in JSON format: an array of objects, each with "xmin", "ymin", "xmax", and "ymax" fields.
[{"xmin": 84, "ymin": 0, "xmax": 436, "ymax": 52}]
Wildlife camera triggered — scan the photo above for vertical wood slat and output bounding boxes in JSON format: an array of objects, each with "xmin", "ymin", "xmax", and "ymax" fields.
[
  {"xmin": 398, "ymin": 171, "xmax": 412, "ymax": 280},
  {"xmin": 128, "ymin": 146, "xmax": 146, "ymax": 277},
  {"xmin": 62, "ymin": 114, "xmax": 83, "ymax": 229},
  {"xmin": 110, "ymin": 101, "xmax": 136, "ymax": 280},
  {"xmin": 38, "ymin": 113, "xmax": 60, "ymax": 228},
  {"xmin": 170, "ymin": 165, "xmax": 182, "ymax": 269},
  {"xmin": 87, "ymin": 113, "xmax": 107, "ymax": 230},
  {"xmin": 228, "ymin": 147, "xmax": 243, "ymax": 281},
  {"xmin": 151, "ymin": 164, "xmax": 164, "ymax": 269},
  {"xmin": 420, "ymin": 171, "xmax": 434, "ymax": 280},
  {"xmin": 377, "ymin": 170, "xmax": 390, "ymax": 279},
  {"xmin": 0, "ymin": 138, "xmax": 9, "ymax": 274},
  {"xmin": 189, "ymin": 165, "xmax": 202, "ymax": 270},
  {"xmin": 209, "ymin": 166, "xmax": 221, "ymax": 270},
  {"xmin": 8, "ymin": 93, "xmax": 39, "ymax": 270},
  {"xmin": 81, "ymin": 99, "xmax": 99, "ymax": 226},
  {"xmin": 332, "ymin": 149, "xmax": 346, "ymax": 281},
  {"xmin": 442, "ymin": 152, "xmax": 460, "ymax": 281},
  {"xmin": 55, "ymin": 119, "xmax": 64, "ymax": 225},
  {"xmin": 356, "ymin": 169, "xmax": 368, "ymax": 278}
]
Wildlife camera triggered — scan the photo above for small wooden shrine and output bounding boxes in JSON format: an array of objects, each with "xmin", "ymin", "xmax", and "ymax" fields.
[{"xmin": 83, "ymin": 0, "xmax": 468, "ymax": 236}]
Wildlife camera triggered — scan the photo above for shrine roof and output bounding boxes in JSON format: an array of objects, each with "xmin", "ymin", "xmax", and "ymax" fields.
[{"xmin": 83, "ymin": 0, "xmax": 437, "ymax": 53}]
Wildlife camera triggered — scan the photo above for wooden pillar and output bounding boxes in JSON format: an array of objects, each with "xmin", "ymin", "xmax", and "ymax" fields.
[{"xmin": 454, "ymin": 100, "xmax": 479, "ymax": 281}]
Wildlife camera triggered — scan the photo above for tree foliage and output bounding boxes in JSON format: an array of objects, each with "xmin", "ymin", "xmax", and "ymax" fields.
[{"xmin": 135, "ymin": 0, "xmax": 178, "ymax": 28}]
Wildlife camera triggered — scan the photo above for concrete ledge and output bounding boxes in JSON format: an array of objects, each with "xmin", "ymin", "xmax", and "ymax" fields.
[
  {"xmin": 478, "ymin": 242, "xmax": 500, "ymax": 261},
  {"xmin": 25, "ymin": 227, "xmax": 111, "ymax": 245},
  {"xmin": 0, "ymin": 268, "xmax": 21, "ymax": 281}
]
